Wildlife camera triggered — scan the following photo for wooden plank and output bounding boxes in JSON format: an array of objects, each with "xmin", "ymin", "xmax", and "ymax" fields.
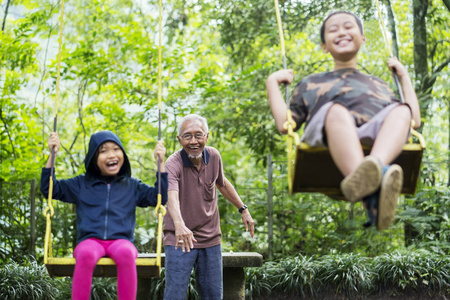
[
  {"xmin": 46, "ymin": 252, "xmax": 263, "ymax": 278},
  {"xmin": 46, "ymin": 256, "xmax": 160, "ymax": 278},
  {"xmin": 291, "ymin": 143, "xmax": 423, "ymax": 198}
]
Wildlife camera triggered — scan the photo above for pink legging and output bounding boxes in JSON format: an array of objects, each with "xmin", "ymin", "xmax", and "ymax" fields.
[{"xmin": 72, "ymin": 238, "xmax": 138, "ymax": 300}]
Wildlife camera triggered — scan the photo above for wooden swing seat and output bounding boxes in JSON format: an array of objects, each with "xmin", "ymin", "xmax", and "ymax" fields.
[
  {"xmin": 45, "ymin": 254, "xmax": 161, "ymax": 278},
  {"xmin": 290, "ymin": 142, "xmax": 424, "ymax": 198}
]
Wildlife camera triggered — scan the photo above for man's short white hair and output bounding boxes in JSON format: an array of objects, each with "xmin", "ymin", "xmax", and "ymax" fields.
[{"xmin": 178, "ymin": 114, "xmax": 209, "ymax": 135}]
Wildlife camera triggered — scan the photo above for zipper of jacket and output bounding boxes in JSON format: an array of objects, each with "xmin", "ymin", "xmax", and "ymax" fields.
[{"xmin": 104, "ymin": 183, "xmax": 111, "ymax": 239}]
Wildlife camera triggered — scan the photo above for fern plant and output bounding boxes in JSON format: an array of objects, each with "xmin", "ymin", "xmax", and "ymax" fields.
[{"xmin": 0, "ymin": 260, "xmax": 60, "ymax": 300}]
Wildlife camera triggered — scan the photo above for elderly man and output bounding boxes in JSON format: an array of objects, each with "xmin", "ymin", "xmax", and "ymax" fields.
[{"xmin": 163, "ymin": 114, "xmax": 255, "ymax": 300}]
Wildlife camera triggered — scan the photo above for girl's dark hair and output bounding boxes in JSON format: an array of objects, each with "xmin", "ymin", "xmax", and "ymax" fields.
[
  {"xmin": 86, "ymin": 142, "xmax": 128, "ymax": 179},
  {"xmin": 87, "ymin": 148, "xmax": 101, "ymax": 177},
  {"xmin": 320, "ymin": 11, "xmax": 364, "ymax": 44}
]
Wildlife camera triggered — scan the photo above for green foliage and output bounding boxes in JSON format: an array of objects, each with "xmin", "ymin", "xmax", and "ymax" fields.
[
  {"xmin": 273, "ymin": 255, "xmax": 319, "ymax": 298},
  {"xmin": 54, "ymin": 278, "xmax": 72, "ymax": 300},
  {"xmin": 245, "ymin": 264, "xmax": 272, "ymax": 299},
  {"xmin": 0, "ymin": 180, "xmax": 41, "ymax": 263},
  {"xmin": 89, "ymin": 278, "xmax": 117, "ymax": 300},
  {"xmin": 0, "ymin": 259, "xmax": 61, "ymax": 300},
  {"xmin": 0, "ymin": 0, "xmax": 449, "ymax": 289},
  {"xmin": 245, "ymin": 251, "xmax": 450, "ymax": 299},
  {"xmin": 372, "ymin": 250, "xmax": 450, "ymax": 294},
  {"xmin": 0, "ymin": 260, "xmax": 123, "ymax": 300},
  {"xmin": 316, "ymin": 253, "xmax": 373, "ymax": 297},
  {"xmin": 253, "ymin": 253, "xmax": 373, "ymax": 298},
  {"xmin": 0, "ymin": 251, "xmax": 449, "ymax": 300},
  {"xmin": 398, "ymin": 186, "xmax": 450, "ymax": 253}
]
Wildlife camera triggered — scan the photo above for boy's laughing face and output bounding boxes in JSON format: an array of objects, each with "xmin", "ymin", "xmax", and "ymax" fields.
[
  {"xmin": 321, "ymin": 13, "xmax": 366, "ymax": 62},
  {"xmin": 97, "ymin": 141, "xmax": 124, "ymax": 176}
]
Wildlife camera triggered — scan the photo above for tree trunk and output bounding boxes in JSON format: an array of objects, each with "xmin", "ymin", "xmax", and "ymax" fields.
[
  {"xmin": 413, "ymin": 0, "xmax": 429, "ymax": 90},
  {"xmin": 267, "ymin": 154, "xmax": 274, "ymax": 260},
  {"xmin": 384, "ymin": 0, "xmax": 399, "ymax": 58},
  {"xmin": 30, "ymin": 179, "xmax": 36, "ymax": 258},
  {"xmin": 443, "ymin": 0, "xmax": 450, "ymax": 12},
  {"xmin": 404, "ymin": 0, "xmax": 430, "ymax": 247}
]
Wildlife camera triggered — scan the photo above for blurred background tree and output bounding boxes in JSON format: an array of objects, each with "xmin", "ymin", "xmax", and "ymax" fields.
[{"xmin": 1, "ymin": 0, "xmax": 449, "ymax": 265}]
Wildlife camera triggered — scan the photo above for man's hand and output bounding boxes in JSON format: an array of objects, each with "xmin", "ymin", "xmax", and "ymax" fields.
[
  {"xmin": 175, "ymin": 223, "xmax": 197, "ymax": 252},
  {"xmin": 241, "ymin": 210, "xmax": 255, "ymax": 238}
]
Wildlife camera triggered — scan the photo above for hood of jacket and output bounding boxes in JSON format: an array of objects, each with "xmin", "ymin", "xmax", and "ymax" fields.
[{"xmin": 85, "ymin": 131, "xmax": 131, "ymax": 180}]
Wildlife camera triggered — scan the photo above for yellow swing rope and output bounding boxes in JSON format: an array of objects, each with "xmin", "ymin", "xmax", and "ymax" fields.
[
  {"xmin": 154, "ymin": 0, "xmax": 167, "ymax": 271},
  {"xmin": 43, "ymin": 0, "xmax": 167, "ymax": 272},
  {"xmin": 43, "ymin": 0, "xmax": 65, "ymax": 265},
  {"xmin": 273, "ymin": 0, "xmax": 300, "ymax": 194},
  {"xmin": 374, "ymin": 0, "xmax": 425, "ymax": 148}
]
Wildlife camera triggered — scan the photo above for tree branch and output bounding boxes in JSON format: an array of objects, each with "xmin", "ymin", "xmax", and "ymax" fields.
[
  {"xmin": 77, "ymin": 75, "xmax": 89, "ymax": 155},
  {"xmin": 0, "ymin": 109, "xmax": 16, "ymax": 159},
  {"xmin": 423, "ymin": 57, "xmax": 450, "ymax": 93},
  {"xmin": 133, "ymin": 88, "xmax": 151, "ymax": 96},
  {"xmin": 413, "ymin": 0, "xmax": 429, "ymax": 91},
  {"xmin": 429, "ymin": 39, "xmax": 450, "ymax": 69},
  {"xmin": 1, "ymin": 0, "xmax": 11, "ymax": 32},
  {"xmin": 41, "ymin": 115, "xmax": 81, "ymax": 170},
  {"xmin": 434, "ymin": 57, "xmax": 450, "ymax": 74},
  {"xmin": 34, "ymin": 3, "xmax": 58, "ymax": 107}
]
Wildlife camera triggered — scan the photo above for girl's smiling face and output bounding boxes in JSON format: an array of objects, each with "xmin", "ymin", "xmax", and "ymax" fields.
[{"xmin": 97, "ymin": 141, "xmax": 124, "ymax": 176}]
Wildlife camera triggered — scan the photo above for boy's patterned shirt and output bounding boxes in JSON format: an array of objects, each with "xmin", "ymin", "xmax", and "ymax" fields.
[{"xmin": 289, "ymin": 68, "xmax": 399, "ymax": 130}]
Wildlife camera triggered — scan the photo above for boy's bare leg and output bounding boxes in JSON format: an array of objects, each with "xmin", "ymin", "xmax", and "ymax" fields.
[
  {"xmin": 325, "ymin": 103, "xmax": 364, "ymax": 176},
  {"xmin": 370, "ymin": 105, "xmax": 411, "ymax": 165},
  {"xmin": 368, "ymin": 105, "xmax": 409, "ymax": 230},
  {"xmin": 325, "ymin": 103, "xmax": 382, "ymax": 202}
]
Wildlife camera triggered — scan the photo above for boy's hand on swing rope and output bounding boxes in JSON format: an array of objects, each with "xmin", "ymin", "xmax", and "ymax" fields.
[
  {"xmin": 387, "ymin": 57, "xmax": 409, "ymax": 79},
  {"xmin": 48, "ymin": 132, "xmax": 60, "ymax": 155},
  {"xmin": 267, "ymin": 69, "xmax": 294, "ymax": 85}
]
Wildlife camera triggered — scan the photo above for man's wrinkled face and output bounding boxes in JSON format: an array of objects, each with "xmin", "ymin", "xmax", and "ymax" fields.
[{"xmin": 177, "ymin": 120, "xmax": 209, "ymax": 160}]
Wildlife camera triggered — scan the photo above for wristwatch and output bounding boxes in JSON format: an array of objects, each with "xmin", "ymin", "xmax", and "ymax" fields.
[{"xmin": 238, "ymin": 204, "xmax": 248, "ymax": 214}]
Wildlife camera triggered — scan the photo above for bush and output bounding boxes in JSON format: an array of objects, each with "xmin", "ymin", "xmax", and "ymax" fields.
[
  {"xmin": 0, "ymin": 260, "xmax": 117, "ymax": 300},
  {"xmin": 245, "ymin": 251, "xmax": 450, "ymax": 299},
  {"xmin": 245, "ymin": 263, "xmax": 273, "ymax": 299},
  {"xmin": 372, "ymin": 250, "xmax": 450, "ymax": 294},
  {"xmin": 316, "ymin": 253, "xmax": 373, "ymax": 297},
  {"xmin": 0, "ymin": 260, "xmax": 61, "ymax": 300},
  {"xmin": 89, "ymin": 278, "xmax": 117, "ymax": 300},
  {"xmin": 272, "ymin": 255, "xmax": 319, "ymax": 298}
]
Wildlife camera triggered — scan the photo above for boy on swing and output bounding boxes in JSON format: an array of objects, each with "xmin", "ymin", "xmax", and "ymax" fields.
[{"xmin": 266, "ymin": 11, "xmax": 421, "ymax": 230}]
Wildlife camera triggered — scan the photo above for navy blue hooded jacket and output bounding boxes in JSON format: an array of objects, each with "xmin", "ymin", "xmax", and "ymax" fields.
[{"xmin": 41, "ymin": 130, "xmax": 168, "ymax": 243}]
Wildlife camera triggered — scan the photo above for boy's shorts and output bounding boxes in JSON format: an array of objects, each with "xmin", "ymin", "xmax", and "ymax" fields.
[{"xmin": 300, "ymin": 101, "xmax": 411, "ymax": 147}]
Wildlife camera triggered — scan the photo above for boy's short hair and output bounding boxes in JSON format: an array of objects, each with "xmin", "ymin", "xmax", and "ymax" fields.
[{"xmin": 320, "ymin": 11, "xmax": 364, "ymax": 44}]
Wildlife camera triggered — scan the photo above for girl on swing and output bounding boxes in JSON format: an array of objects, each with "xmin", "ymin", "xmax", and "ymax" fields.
[
  {"xmin": 266, "ymin": 11, "xmax": 421, "ymax": 230},
  {"xmin": 41, "ymin": 130, "xmax": 168, "ymax": 300}
]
